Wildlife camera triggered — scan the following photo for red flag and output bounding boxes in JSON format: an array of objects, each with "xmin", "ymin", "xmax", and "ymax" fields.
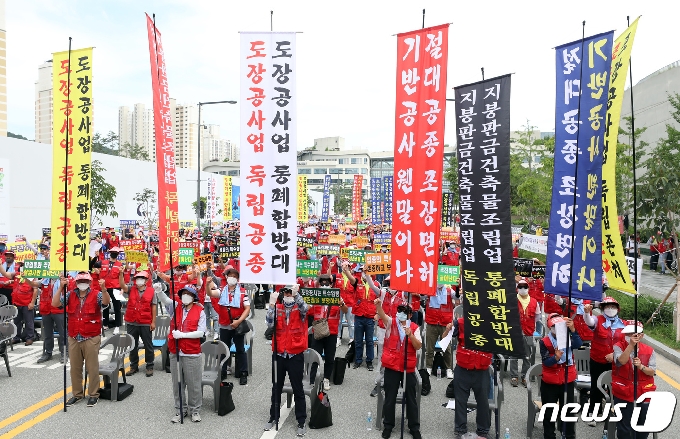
[
  {"xmin": 352, "ymin": 175, "xmax": 363, "ymax": 222},
  {"xmin": 390, "ymin": 24, "xmax": 449, "ymax": 296}
]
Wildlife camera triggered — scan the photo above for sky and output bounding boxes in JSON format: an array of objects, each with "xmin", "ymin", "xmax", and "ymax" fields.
[{"xmin": 6, "ymin": 0, "xmax": 679, "ymax": 152}]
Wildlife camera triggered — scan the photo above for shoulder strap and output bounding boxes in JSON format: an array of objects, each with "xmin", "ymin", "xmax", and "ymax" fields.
[{"xmin": 542, "ymin": 336, "xmax": 555, "ymax": 355}]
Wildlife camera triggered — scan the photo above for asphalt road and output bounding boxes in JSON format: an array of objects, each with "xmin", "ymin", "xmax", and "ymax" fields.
[{"xmin": 1, "ymin": 312, "xmax": 680, "ymax": 439}]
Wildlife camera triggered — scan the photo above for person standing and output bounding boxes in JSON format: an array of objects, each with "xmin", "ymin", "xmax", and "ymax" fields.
[
  {"xmin": 36, "ymin": 276, "xmax": 66, "ymax": 363},
  {"xmin": 100, "ymin": 247, "xmax": 124, "ymax": 334},
  {"xmin": 649, "ymin": 234, "xmax": 659, "ymax": 272},
  {"xmin": 52, "ymin": 272, "xmax": 111, "ymax": 407},
  {"xmin": 264, "ymin": 285, "xmax": 310, "ymax": 437},
  {"xmin": 342, "ymin": 262, "xmax": 380, "ymax": 371},
  {"xmin": 0, "ymin": 250, "xmax": 17, "ymax": 304},
  {"xmin": 424, "ymin": 283, "xmax": 456, "ymax": 379},
  {"xmin": 510, "ymin": 278, "xmax": 539, "ymax": 387},
  {"xmin": 658, "ymin": 237, "xmax": 667, "ymax": 275},
  {"xmin": 0, "ymin": 264, "xmax": 39, "ymax": 345},
  {"xmin": 121, "ymin": 271, "xmax": 157, "ymax": 377}
]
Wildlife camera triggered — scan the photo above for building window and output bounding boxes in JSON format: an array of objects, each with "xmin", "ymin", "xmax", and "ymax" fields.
[
  {"xmin": 364, "ymin": 158, "xmax": 368, "ymax": 164},
  {"xmin": 338, "ymin": 158, "xmax": 348, "ymax": 164},
  {"xmin": 344, "ymin": 168, "xmax": 359, "ymax": 175},
  {"xmin": 299, "ymin": 168, "xmax": 311, "ymax": 174},
  {"xmin": 361, "ymin": 168, "xmax": 368, "ymax": 175},
  {"xmin": 308, "ymin": 179, "xmax": 323, "ymax": 184},
  {"xmin": 314, "ymin": 168, "xmax": 327, "ymax": 174},
  {"xmin": 351, "ymin": 158, "xmax": 360, "ymax": 164},
  {"xmin": 329, "ymin": 168, "xmax": 343, "ymax": 174},
  {"xmin": 227, "ymin": 170, "xmax": 239, "ymax": 176}
]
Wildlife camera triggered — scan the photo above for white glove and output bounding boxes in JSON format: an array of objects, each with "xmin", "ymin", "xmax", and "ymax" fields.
[
  {"xmin": 172, "ymin": 330, "xmax": 184, "ymax": 339},
  {"xmin": 153, "ymin": 283, "xmax": 163, "ymax": 294},
  {"xmin": 291, "ymin": 284, "xmax": 300, "ymax": 296},
  {"xmin": 269, "ymin": 292, "xmax": 279, "ymax": 306}
]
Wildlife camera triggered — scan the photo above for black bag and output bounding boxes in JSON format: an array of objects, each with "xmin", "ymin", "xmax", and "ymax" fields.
[
  {"xmin": 253, "ymin": 292, "xmax": 266, "ymax": 309},
  {"xmin": 332, "ymin": 357, "xmax": 347, "ymax": 385},
  {"xmin": 264, "ymin": 326, "xmax": 274, "ymax": 340},
  {"xmin": 419, "ymin": 368, "xmax": 431, "ymax": 396},
  {"xmin": 344, "ymin": 340, "xmax": 355, "ymax": 365},
  {"xmin": 432, "ymin": 351, "xmax": 446, "ymax": 375},
  {"xmin": 446, "ymin": 377, "xmax": 455, "ymax": 399},
  {"xmin": 308, "ymin": 391, "xmax": 333, "ymax": 429},
  {"xmin": 218, "ymin": 381, "xmax": 235, "ymax": 416},
  {"xmin": 226, "ymin": 308, "xmax": 250, "ymax": 335}
]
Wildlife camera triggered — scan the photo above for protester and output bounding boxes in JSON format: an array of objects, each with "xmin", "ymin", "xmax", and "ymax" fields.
[
  {"xmin": 0, "ymin": 263, "xmax": 38, "ymax": 345},
  {"xmin": 371, "ymin": 276, "xmax": 405, "ymax": 397},
  {"xmin": 0, "ymin": 250, "xmax": 17, "ymax": 304},
  {"xmin": 342, "ymin": 261, "xmax": 380, "ymax": 371},
  {"xmin": 510, "ymin": 277, "xmax": 539, "ymax": 387},
  {"xmin": 424, "ymin": 282, "xmax": 456, "ymax": 379},
  {"xmin": 53, "ymin": 272, "xmax": 111, "ymax": 408},
  {"xmin": 37, "ymin": 276, "xmax": 66, "ymax": 363},
  {"xmin": 374, "ymin": 297, "xmax": 422, "ymax": 439},
  {"xmin": 101, "ymin": 246, "xmax": 124, "ymax": 334},
  {"xmin": 121, "ymin": 271, "xmax": 157, "ymax": 377}
]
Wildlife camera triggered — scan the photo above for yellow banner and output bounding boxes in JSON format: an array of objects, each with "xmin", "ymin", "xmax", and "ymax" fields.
[
  {"xmin": 223, "ymin": 176, "xmax": 233, "ymax": 221},
  {"xmin": 49, "ymin": 47, "xmax": 94, "ymax": 271},
  {"xmin": 602, "ymin": 18, "xmax": 639, "ymax": 294},
  {"xmin": 297, "ymin": 175, "xmax": 308, "ymax": 223},
  {"xmin": 124, "ymin": 250, "xmax": 149, "ymax": 264}
]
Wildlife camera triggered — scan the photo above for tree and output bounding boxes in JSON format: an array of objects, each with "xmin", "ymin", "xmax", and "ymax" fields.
[
  {"xmin": 7, "ymin": 132, "xmax": 28, "ymax": 140},
  {"xmin": 443, "ymin": 152, "xmax": 458, "ymax": 205},
  {"xmin": 93, "ymin": 131, "xmax": 119, "ymax": 156},
  {"xmin": 120, "ymin": 142, "xmax": 150, "ymax": 161},
  {"xmin": 133, "ymin": 188, "xmax": 158, "ymax": 231},
  {"xmin": 330, "ymin": 180, "xmax": 352, "ymax": 215},
  {"xmin": 90, "ymin": 159, "xmax": 118, "ymax": 226},
  {"xmin": 191, "ymin": 196, "xmax": 207, "ymax": 219},
  {"xmin": 510, "ymin": 131, "xmax": 554, "ymax": 227},
  {"xmin": 616, "ymin": 117, "xmax": 647, "ymax": 215}
]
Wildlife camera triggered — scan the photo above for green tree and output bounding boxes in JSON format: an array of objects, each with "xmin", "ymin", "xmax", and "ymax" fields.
[
  {"xmin": 7, "ymin": 132, "xmax": 28, "ymax": 140},
  {"xmin": 443, "ymin": 145, "xmax": 459, "ymax": 205},
  {"xmin": 120, "ymin": 142, "xmax": 150, "ymax": 161},
  {"xmin": 92, "ymin": 131, "xmax": 119, "ymax": 156},
  {"xmin": 191, "ymin": 196, "xmax": 207, "ymax": 219},
  {"xmin": 616, "ymin": 117, "xmax": 647, "ymax": 215},
  {"xmin": 331, "ymin": 180, "xmax": 352, "ymax": 215},
  {"xmin": 133, "ymin": 188, "xmax": 158, "ymax": 231},
  {"xmin": 90, "ymin": 159, "xmax": 118, "ymax": 226}
]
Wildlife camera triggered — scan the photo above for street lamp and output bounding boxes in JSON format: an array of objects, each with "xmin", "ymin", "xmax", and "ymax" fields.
[{"xmin": 197, "ymin": 100, "xmax": 237, "ymax": 233}]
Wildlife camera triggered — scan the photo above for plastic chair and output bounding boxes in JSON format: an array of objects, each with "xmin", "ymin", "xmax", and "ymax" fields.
[
  {"xmin": 525, "ymin": 363, "xmax": 543, "ymax": 438},
  {"xmin": 152, "ymin": 315, "xmax": 171, "ymax": 370},
  {"xmin": 281, "ymin": 348, "xmax": 323, "ymax": 409},
  {"xmin": 0, "ymin": 321, "xmax": 17, "ymax": 377},
  {"xmin": 573, "ymin": 347, "xmax": 591, "ymax": 392},
  {"xmin": 244, "ymin": 284, "xmax": 257, "ymax": 320},
  {"xmin": 0, "ymin": 295, "xmax": 7, "ymax": 307},
  {"xmin": 375, "ymin": 349, "xmax": 423, "ymax": 430},
  {"xmin": 229, "ymin": 320, "xmax": 254, "ymax": 376},
  {"xmin": 0, "ymin": 305, "xmax": 17, "ymax": 322},
  {"xmin": 201, "ymin": 340, "xmax": 230, "ymax": 412},
  {"xmin": 91, "ymin": 334, "xmax": 135, "ymax": 401}
]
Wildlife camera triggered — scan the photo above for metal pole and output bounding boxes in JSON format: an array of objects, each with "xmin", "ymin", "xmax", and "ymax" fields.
[
  {"xmin": 63, "ymin": 35, "xmax": 72, "ymax": 414},
  {"xmin": 197, "ymin": 104, "xmax": 202, "ymax": 232},
  {"xmin": 422, "ymin": 9, "xmax": 425, "ymax": 29},
  {"xmin": 270, "ymin": 10, "xmax": 273, "ymax": 32},
  {"xmin": 481, "ymin": 67, "xmax": 485, "ymax": 81}
]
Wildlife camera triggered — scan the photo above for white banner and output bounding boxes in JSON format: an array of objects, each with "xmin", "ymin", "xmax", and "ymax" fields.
[
  {"xmin": 240, "ymin": 32, "xmax": 297, "ymax": 284},
  {"xmin": 625, "ymin": 256, "xmax": 643, "ymax": 293},
  {"xmin": 519, "ymin": 233, "xmax": 548, "ymax": 255},
  {"xmin": 207, "ymin": 174, "xmax": 217, "ymax": 223}
]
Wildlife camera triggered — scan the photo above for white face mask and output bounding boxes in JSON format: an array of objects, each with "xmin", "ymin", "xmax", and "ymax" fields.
[
  {"xmin": 396, "ymin": 312, "xmax": 407, "ymax": 322},
  {"xmin": 517, "ymin": 287, "xmax": 529, "ymax": 296},
  {"xmin": 604, "ymin": 307, "xmax": 618, "ymax": 318},
  {"xmin": 181, "ymin": 295, "xmax": 193, "ymax": 305},
  {"xmin": 283, "ymin": 296, "xmax": 295, "ymax": 305},
  {"xmin": 135, "ymin": 279, "xmax": 146, "ymax": 287},
  {"xmin": 227, "ymin": 277, "xmax": 238, "ymax": 286},
  {"xmin": 77, "ymin": 283, "xmax": 89, "ymax": 291}
]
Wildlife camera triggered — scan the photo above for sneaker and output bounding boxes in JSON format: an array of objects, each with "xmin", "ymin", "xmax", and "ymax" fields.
[
  {"xmin": 370, "ymin": 385, "xmax": 379, "ymax": 397},
  {"xmin": 352, "ymin": 362, "xmax": 362, "ymax": 369},
  {"xmin": 264, "ymin": 419, "xmax": 276, "ymax": 431},
  {"xmin": 297, "ymin": 423, "xmax": 307, "ymax": 436},
  {"xmin": 511, "ymin": 377, "xmax": 519, "ymax": 387},
  {"xmin": 382, "ymin": 427, "xmax": 392, "ymax": 438},
  {"xmin": 65, "ymin": 396, "xmax": 82, "ymax": 407},
  {"xmin": 146, "ymin": 369, "xmax": 154, "ymax": 377},
  {"xmin": 60, "ymin": 354, "xmax": 65, "ymax": 364},
  {"xmin": 426, "ymin": 368, "xmax": 432, "ymax": 375},
  {"xmin": 587, "ymin": 420, "xmax": 597, "ymax": 427},
  {"xmin": 323, "ymin": 378, "xmax": 331, "ymax": 391},
  {"xmin": 240, "ymin": 375, "xmax": 248, "ymax": 385},
  {"xmin": 367, "ymin": 362, "xmax": 374, "ymax": 371},
  {"xmin": 521, "ymin": 378, "xmax": 527, "ymax": 387},
  {"xmin": 410, "ymin": 430, "xmax": 422, "ymax": 439},
  {"xmin": 453, "ymin": 433, "xmax": 463, "ymax": 439},
  {"xmin": 446, "ymin": 368, "xmax": 454, "ymax": 379},
  {"xmin": 191, "ymin": 412, "xmax": 201, "ymax": 422},
  {"xmin": 126, "ymin": 368, "xmax": 139, "ymax": 376},
  {"xmin": 113, "ymin": 327, "xmax": 119, "ymax": 335},
  {"xmin": 86, "ymin": 397, "xmax": 98, "ymax": 407},
  {"xmin": 171, "ymin": 412, "xmax": 187, "ymax": 423},
  {"xmin": 36, "ymin": 354, "xmax": 52, "ymax": 364}
]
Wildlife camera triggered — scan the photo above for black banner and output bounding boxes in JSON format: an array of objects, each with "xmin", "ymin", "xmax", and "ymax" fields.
[
  {"xmin": 441, "ymin": 192, "xmax": 455, "ymax": 228},
  {"xmin": 42, "ymin": 228, "xmax": 51, "ymax": 237},
  {"xmin": 297, "ymin": 236, "xmax": 314, "ymax": 248},
  {"xmin": 513, "ymin": 258, "xmax": 533, "ymax": 278},
  {"xmin": 218, "ymin": 245, "xmax": 240, "ymax": 260},
  {"xmin": 455, "ymin": 74, "xmax": 523, "ymax": 357},
  {"xmin": 532, "ymin": 264, "xmax": 546, "ymax": 279}
]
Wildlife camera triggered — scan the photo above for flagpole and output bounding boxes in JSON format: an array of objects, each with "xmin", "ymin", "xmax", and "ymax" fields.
[
  {"xmin": 62, "ymin": 36, "xmax": 72, "ymax": 414},
  {"xmin": 400, "ymin": 292, "xmax": 411, "ymax": 439},
  {"xmin": 270, "ymin": 10, "xmax": 273, "ymax": 32},
  {"xmin": 422, "ymin": 9, "xmax": 425, "ymax": 29}
]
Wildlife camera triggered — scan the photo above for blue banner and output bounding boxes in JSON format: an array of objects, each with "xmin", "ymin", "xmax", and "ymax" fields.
[
  {"xmin": 383, "ymin": 176, "xmax": 393, "ymax": 225},
  {"xmin": 370, "ymin": 177, "xmax": 382, "ymax": 225},
  {"xmin": 321, "ymin": 175, "xmax": 331, "ymax": 222},
  {"xmin": 546, "ymin": 31, "xmax": 613, "ymax": 300}
]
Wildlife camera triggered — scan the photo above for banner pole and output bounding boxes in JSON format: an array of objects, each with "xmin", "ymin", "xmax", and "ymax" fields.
[
  {"xmin": 62, "ymin": 36, "xmax": 72, "ymax": 414},
  {"xmin": 273, "ymin": 295, "xmax": 279, "ymax": 430},
  {"xmin": 422, "ymin": 9, "xmax": 425, "ymax": 29},
  {"xmin": 270, "ymin": 10, "xmax": 273, "ymax": 32},
  {"xmin": 481, "ymin": 67, "xmax": 485, "ymax": 81},
  {"xmin": 400, "ymin": 292, "xmax": 410, "ymax": 439}
]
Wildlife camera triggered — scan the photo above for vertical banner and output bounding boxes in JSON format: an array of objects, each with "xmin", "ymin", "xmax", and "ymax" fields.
[
  {"xmin": 370, "ymin": 177, "xmax": 382, "ymax": 225},
  {"xmin": 232, "ymin": 185, "xmax": 240, "ymax": 220},
  {"xmin": 546, "ymin": 31, "xmax": 613, "ymax": 301},
  {"xmin": 297, "ymin": 175, "xmax": 308, "ymax": 223},
  {"xmin": 50, "ymin": 47, "xmax": 93, "ymax": 270},
  {"xmin": 240, "ymin": 32, "xmax": 297, "ymax": 284},
  {"xmin": 206, "ymin": 174, "xmax": 216, "ymax": 223},
  {"xmin": 146, "ymin": 14, "xmax": 180, "ymax": 272},
  {"xmin": 455, "ymin": 74, "xmax": 522, "ymax": 357},
  {"xmin": 390, "ymin": 24, "xmax": 449, "ymax": 296},
  {"xmin": 602, "ymin": 18, "xmax": 639, "ymax": 294},
  {"xmin": 0, "ymin": 159, "xmax": 10, "ymax": 237},
  {"xmin": 223, "ymin": 176, "xmax": 233, "ymax": 221},
  {"xmin": 352, "ymin": 174, "xmax": 363, "ymax": 222},
  {"xmin": 441, "ymin": 192, "xmax": 454, "ymax": 228},
  {"xmin": 383, "ymin": 176, "xmax": 393, "ymax": 225},
  {"xmin": 321, "ymin": 174, "xmax": 331, "ymax": 222}
]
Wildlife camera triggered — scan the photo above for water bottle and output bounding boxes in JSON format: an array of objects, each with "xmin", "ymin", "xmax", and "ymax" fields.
[
  {"xmin": 602, "ymin": 431, "xmax": 608, "ymax": 439},
  {"xmin": 437, "ymin": 367, "xmax": 442, "ymax": 381},
  {"xmin": 504, "ymin": 428, "xmax": 511, "ymax": 439},
  {"xmin": 367, "ymin": 411, "xmax": 372, "ymax": 430}
]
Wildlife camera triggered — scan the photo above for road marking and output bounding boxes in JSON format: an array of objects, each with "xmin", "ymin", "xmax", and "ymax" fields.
[
  {"xmin": 259, "ymin": 403, "xmax": 294, "ymax": 439},
  {"xmin": 657, "ymin": 369, "xmax": 680, "ymax": 392},
  {"xmin": 0, "ymin": 404, "xmax": 63, "ymax": 439}
]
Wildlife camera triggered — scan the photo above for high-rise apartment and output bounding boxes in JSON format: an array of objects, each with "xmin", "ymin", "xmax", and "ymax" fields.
[
  {"xmin": 34, "ymin": 60, "xmax": 52, "ymax": 144},
  {"xmin": 0, "ymin": 0, "xmax": 6, "ymax": 137},
  {"xmin": 118, "ymin": 106, "xmax": 132, "ymax": 146},
  {"xmin": 173, "ymin": 102, "xmax": 198, "ymax": 170},
  {"xmin": 118, "ymin": 103, "xmax": 155, "ymax": 160}
]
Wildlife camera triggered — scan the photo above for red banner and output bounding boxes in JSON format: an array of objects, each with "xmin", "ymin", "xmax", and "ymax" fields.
[
  {"xmin": 120, "ymin": 239, "xmax": 145, "ymax": 251},
  {"xmin": 390, "ymin": 24, "xmax": 449, "ymax": 296},
  {"xmin": 146, "ymin": 14, "xmax": 179, "ymax": 272},
  {"xmin": 352, "ymin": 175, "xmax": 363, "ymax": 222}
]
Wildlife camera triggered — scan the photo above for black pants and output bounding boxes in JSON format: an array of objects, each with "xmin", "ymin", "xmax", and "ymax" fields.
[
  {"xmin": 454, "ymin": 365, "xmax": 491, "ymax": 435},
  {"xmin": 14, "ymin": 306, "xmax": 35, "ymax": 341},
  {"xmin": 103, "ymin": 288, "xmax": 122, "ymax": 328},
  {"xmin": 310, "ymin": 334, "xmax": 337, "ymax": 382},
  {"xmin": 586, "ymin": 359, "xmax": 612, "ymax": 414},
  {"xmin": 220, "ymin": 328, "xmax": 247, "ymax": 376},
  {"xmin": 382, "ymin": 367, "xmax": 420, "ymax": 432},
  {"xmin": 650, "ymin": 251, "xmax": 659, "ymax": 271},
  {"xmin": 42, "ymin": 313, "xmax": 65, "ymax": 355},
  {"xmin": 127, "ymin": 324, "xmax": 154, "ymax": 370},
  {"xmin": 614, "ymin": 396, "xmax": 650, "ymax": 439},
  {"xmin": 540, "ymin": 380, "xmax": 576, "ymax": 439},
  {"xmin": 270, "ymin": 353, "xmax": 306, "ymax": 425}
]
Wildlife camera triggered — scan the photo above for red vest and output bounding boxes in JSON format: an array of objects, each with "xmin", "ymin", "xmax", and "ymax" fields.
[
  {"xmin": 66, "ymin": 289, "xmax": 102, "ymax": 339},
  {"xmin": 337, "ymin": 275, "xmax": 355, "ymax": 307},
  {"xmin": 124, "ymin": 285, "xmax": 155, "ymax": 325},
  {"xmin": 168, "ymin": 304, "xmax": 203, "ymax": 355},
  {"xmin": 12, "ymin": 280, "xmax": 34, "ymax": 307},
  {"xmin": 272, "ymin": 305, "xmax": 307, "ymax": 356},
  {"xmin": 39, "ymin": 282, "xmax": 64, "ymax": 315},
  {"xmin": 590, "ymin": 314, "xmax": 625, "ymax": 364},
  {"xmin": 381, "ymin": 318, "xmax": 418, "ymax": 373},
  {"xmin": 611, "ymin": 342, "xmax": 656, "ymax": 402},
  {"xmin": 543, "ymin": 294, "xmax": 564, "ymax": 315},
  {"xmin": 518, "ymin": 297, "xmax": 538, "ymax": 336},
  {"xmin": 352, "ymin": 280, "xmax": 377, "ymax": 318},
  {"xmin": 101, "ymin": 260, "xmax": 122, "ymax": 289},
  {"xmin": 528, "ymin": 279, "xmax": 544, "ymax": 304},
  {"xmin": 311, "ymin": 305, "xmax": 341, "ymax": 336},
  {"xmin": 541, "ymin": 336, "xmax": 577, "ymax": 385},
  {"xmin": 425, "ymin": 288, "xmax": 454, "ymax": 326},
  {"xmin": 456, "ymin": 318, "xmax": 493, "ymax": 370},
  {"xmin": 214, "ymin": 286, "xmax": 247, "ymax": 326},
  {"xmin": 572, "ymin": 314, "xmax": 594, "ymax": 342}
]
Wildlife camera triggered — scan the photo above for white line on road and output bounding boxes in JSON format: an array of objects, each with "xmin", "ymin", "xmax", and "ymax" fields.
[{"xmin": 259, "ymin": 403, "xmax": 294, "ymax": 439}]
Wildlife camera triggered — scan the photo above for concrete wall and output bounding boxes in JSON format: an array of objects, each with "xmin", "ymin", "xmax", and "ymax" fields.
[{"xmin": 0, "ymin": 136, "xmax": 239, "ymax": 239}]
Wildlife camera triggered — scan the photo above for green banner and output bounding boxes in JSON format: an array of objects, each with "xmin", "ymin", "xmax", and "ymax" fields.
[
  {"xmin": 348, "ymin": 249, "xmax": 367, "ymax": 263},
  {"xmin": 300, "ymin": 287, "xmax": 341, "ymax": 306},
  {"xmin": 437, "ymin": 265, "xmax": 460, "ymax": 285},
  {"xmin": 357, "ymin": 223, "xmax": 367, "ymax": 230},
  {"xmin": 316, "ymin": 244, "xmax": 340, "ymax": 256},
  {"xmin": 296, "ymin": 260, "xmax": 320, "ymax": 277},
  {"xmin": 178, "ymin": 248, "xmax": 194, "ymax": 265},
  {"xmin": 22, "ymin": 260, "xmax": 60, "ymax": 278}
]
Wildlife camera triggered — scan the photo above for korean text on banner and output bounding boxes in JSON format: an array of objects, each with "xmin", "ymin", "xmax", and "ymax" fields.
[
  {"xmin": 298, "ymin": 175, "xmax": 308, "ymax": 223},
  {"xmin": 223, "ymin": 176, "xmax": 233, "ymax": 221},
  {"xmin": 50, "ymin": 47, "xmax": 93, "ymax": 271},
  {"xmin": 602, "ymin": 18, "xmax": 639, "ymax": 294},
  {"xmin": 370, "ymin": 177, "xmax": 382, "ymax": 225},
  {"xmin": 455, "ymin": 74, "xmax": 523, "ymax": 357},
  {"xmin": 352, "ymin": 175, "xmax": 363, "ymax": 222},
  {"xmin": 441, "ymin": 192, "xmax": 454, "ymax": 228},
  {"xmin": 546, "ymin": 31, "xmax": 613, "ymax": 301},
  {"xmin": 146, "ymin": 14, "xmax": 180, "ymax": 272},
  {"xmin": 321, "ymin": 175, "xmax": 331, "ymax": 222},
  {"xmin": 390, "ymin": 24, "xmax": 449, "ymax": 297},
  {"xmin": 519, "ymin": 234, "xmax": 548, "ymax": 255},
  {"xmin": 383, "ymin": 176, "xmax": 393, "ymax": 224},
  {"xmin": 240, "ymin": 32, "xmax": 297, "ymax": 285},
  {"xmin": 207, "ymin": 174, "xmax": 217, "ymax": 223}
]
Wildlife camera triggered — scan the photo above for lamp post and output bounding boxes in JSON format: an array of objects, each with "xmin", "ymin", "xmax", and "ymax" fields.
[{"xmin": 197, "ymin": 100, "xmax": 237, "ymax": 233}]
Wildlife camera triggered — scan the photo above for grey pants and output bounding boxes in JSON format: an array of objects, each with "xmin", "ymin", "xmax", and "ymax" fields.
[
  {"xmin": 509, "ymin": 335, "xmax": 535, "ymax": 380},
  {"xmin": 42, "ymin": 313, "xmax": 65, "ymax": 355},
  {"xmin": 425, "ymin": 323, "xmax": 453, "ymax": 370},
  {"xmin": 170, "ymin": 354, "xmax": 203, "ymax": 414}
]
